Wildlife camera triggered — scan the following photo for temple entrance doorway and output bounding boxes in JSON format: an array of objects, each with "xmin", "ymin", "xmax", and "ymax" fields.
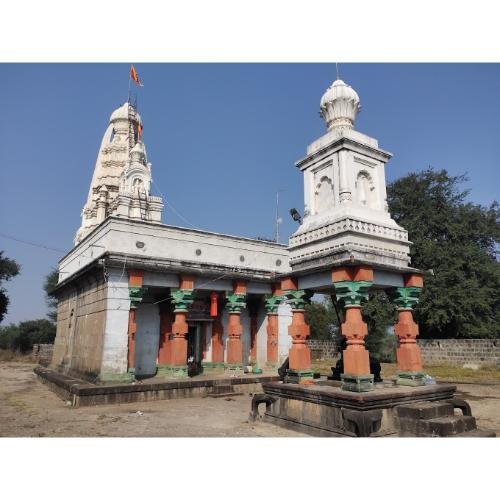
[
  {"xmin": 187, "ymin": 323, "xmax": 203, "ymax": 377},
  {"xmin": 134, "ymin": 303, "xmax": 160, "ymax": 378}
]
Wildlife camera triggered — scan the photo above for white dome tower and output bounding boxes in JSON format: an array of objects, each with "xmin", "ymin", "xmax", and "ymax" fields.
[{"xmin": 288, "ymin": 77, "xmax": 411, "ymax": 272}]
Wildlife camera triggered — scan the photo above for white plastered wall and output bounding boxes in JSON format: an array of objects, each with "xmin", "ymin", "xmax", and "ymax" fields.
[
  {"xmin": 256, "ymin": 303, "xmax": 268, "ymax": 367},
  {"xmin": 277, "ymin": 302, "xmax": 293, "ymax": 365},
  {"xmin": 100, "ymin": 268, "xmax": 130, "ymax": 375}
]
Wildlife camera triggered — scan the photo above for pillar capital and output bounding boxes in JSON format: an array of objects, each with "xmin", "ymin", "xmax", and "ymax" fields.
[
  {"xmin": 283, "ymin": 289, "xmax": 311, "ymax": 311},
  {"xmin": 392, "ymin": 286, "xmax": 422, "ymax": 310},
  {"xmin": 264, "ymin": 294, "xmax": 282, "ymax": 314},
  {"xmin": 170, "ymin": 289, "xmax": 195, "ymax": 312},
  {"xmin": 129, "ymin": 286, "xmax": 146, "ymax": 309},
  {"xmin": 333, "ymin": 280, "xmax": 372, "ymax": 307},
  {"xmin": 225, "ymin": 292, "xmax": 246, "ymax": 313}
]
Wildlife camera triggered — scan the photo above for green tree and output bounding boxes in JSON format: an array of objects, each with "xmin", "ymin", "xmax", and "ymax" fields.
[
  {"xmin": 43, "ymin": 269, "xmax": 59, "ymax": 323},
  {"xmin": 387, "ymin": 168, "xmax": 500, "ymax": 338},
  {"xmin": 362, "ymin": 290, "xmax": 397, "ymax": 362},
  {"xmin": 0, "ymin": 319, "xmax": 56, "ymax": 353},
  {"xmin": 305, "ymin": 297, "xmax": 339, "ymax": 340},
  {"xmin": 0, "ymin": 251, "xmax": 21, "ymax": 324}
]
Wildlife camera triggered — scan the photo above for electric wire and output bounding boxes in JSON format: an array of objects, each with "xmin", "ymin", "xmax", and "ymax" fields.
[{"xmin": 0, "ymin": 232, "xmax": 66, "ymax": 254}]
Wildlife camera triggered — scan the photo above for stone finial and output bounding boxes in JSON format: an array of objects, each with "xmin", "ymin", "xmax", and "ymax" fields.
[{"xmin": 319, "ymin": 79, "xmax": 361, "ymax": 131}]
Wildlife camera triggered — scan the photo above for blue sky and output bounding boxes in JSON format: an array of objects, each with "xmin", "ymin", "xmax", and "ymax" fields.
[{"xmin": 1, "ymin": 63, "xmax": 499, "ymax": 324}]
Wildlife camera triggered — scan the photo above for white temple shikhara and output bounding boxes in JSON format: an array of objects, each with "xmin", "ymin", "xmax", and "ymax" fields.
[
  {"xmin": 51, "ymin": 75, "xmax": 426, "ymax": 394},
  {"xmin": 75, "ymin": 103, "xmax": 163, "ymax": 244}
]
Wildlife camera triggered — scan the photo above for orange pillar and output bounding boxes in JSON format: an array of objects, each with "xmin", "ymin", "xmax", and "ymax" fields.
[
  {"xmin": 171, "ymin": 312, "xmax": 189, "ymax": 366},
  {"xmin": 225, "ymin": 280, "xmax": 246, "ymax": 370},
  {"xmin": 211, "ymin": 312, "xmax": 225, "ymax": 365},
  {"xmin": 265, "ymin": 283, "xmax": 282, "ymax": 368},
  {"xmin": 266, "ymin": 315, "xmax": 279, "ymax": 367},
  {"xmin": 168, "ymin": 275, "xmax": 194, "ymax": 377},
  {"xmin": 393, "ymin": 273, "xmax": 425, "ymax": 386},
  {"xmin": 158, "ymin": 304, "xmax": 173, "ymax": 366},
  {"xmin": 332, "ymin": 266, "xmax": 374, "ymax": 392},
  {"xmin": 341, "ymin": 306, "xmax": 370, "ymax": 375},
  {"xmin": 127, "ymin": 308, "xmax": 137, "ymax": 370},
  {"xmin": 127, "ymin": 269, "xmax": 145, "ymax": 373},
  {"xmin": 281, "ymin": 277, "xmax": 313, "ymax": 385}
]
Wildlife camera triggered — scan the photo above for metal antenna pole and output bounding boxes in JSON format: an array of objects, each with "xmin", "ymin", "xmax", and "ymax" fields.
[{"xmin": 336, "ymin": 62, "xmax": 340, "ymax": 80}]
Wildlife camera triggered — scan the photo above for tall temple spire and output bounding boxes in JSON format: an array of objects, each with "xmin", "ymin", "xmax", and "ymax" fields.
[{"xmin": 74, "ymin": 102, "xmax": 163, "ymax": 245}]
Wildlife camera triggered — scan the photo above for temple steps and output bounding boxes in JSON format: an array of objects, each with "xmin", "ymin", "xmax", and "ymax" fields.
[{"xmin": 395, "ymin": 401, "xmax": 496, "ymax": 437}]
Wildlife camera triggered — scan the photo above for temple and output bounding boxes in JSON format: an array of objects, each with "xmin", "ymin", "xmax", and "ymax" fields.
[{"xmin": 51, "ymin": 77, "xmax": 426, "ymax": 390}]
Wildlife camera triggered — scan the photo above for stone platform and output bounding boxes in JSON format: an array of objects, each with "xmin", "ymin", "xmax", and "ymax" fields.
[
  {"xmin": 34, "ymin": 366, "xmax": 278, "ymax": 407},
  {"xmin": 253, "ymin": 380, "xmax": 463, "ymax": 437}
]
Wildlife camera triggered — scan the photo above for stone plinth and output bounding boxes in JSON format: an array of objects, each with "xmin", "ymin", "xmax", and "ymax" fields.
[
  {"xmin": 259, "ymin": 381, "xmax": 457, "ymax": 437},
  {"xmin": 34, "ymin": 366, "xmax": 278, "ymax": 407}
]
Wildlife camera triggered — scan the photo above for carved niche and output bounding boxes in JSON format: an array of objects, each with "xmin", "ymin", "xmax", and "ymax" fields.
[{"xmin": 314, "ymin": 175, "xmax": 334, "ymax": 214}]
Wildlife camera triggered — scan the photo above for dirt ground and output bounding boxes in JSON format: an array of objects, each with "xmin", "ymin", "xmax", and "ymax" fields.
[
  {"xmin": 0, "ymin": 362, "xmax": 498, "ymax": 437},
  {"xmin": 0, "ymin": 362, "xmax": 307, "ymax": 437}
]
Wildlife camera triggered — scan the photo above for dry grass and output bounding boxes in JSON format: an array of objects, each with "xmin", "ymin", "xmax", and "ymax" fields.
[
  {"xmin": 0, "ymin": 349, "xmax": 33, "ymax": 363},
  {"xmin": 311, "ymin": 358, "xmax": 500, "ymax": 383}
]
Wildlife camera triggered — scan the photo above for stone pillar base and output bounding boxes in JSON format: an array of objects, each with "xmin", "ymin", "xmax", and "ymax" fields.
[
  {"xmin": 341, "ymin": 373, "xmax": 374, "ymax": 392},
  {"xmin": 287, "ymin": 369, "xmax": 314, "ymax": 385},
  {"xmin": 156, "ymin": 364, "xmax": 188, "ymax": 378},
  {"xmin": 99, "ymin": 372, "xmax": 135, "ymax": 384},
  {"xmin": 225, "ymin": 363, "xmax": 243, "ymax": 373},
  {"xmin": 201, "ymin": 362, "xmax": 225, "ymax": 373},
  {"xmin": 396, "ymin": 371, "xmax": 426, "ymax": 387}
]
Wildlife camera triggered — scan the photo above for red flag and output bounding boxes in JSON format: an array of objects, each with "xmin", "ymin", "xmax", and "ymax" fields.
[
  {"xmin": 130, "ymin": 64, "xmax": 144, "ymax": 87},
  {"xmin": 138, "ymin": 122, "xmax": 143, "ymax": 138}
]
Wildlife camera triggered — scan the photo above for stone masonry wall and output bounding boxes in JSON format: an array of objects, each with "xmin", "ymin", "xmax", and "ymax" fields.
[
  {"xmin": 51, "ymin": 275, "xmax": 108, "ymax": 378},
  {"xmin": 307, "ymin": 339, "xmax": 341, "ymax": 360},
  {"xmin": 307, "ymin": 338, "xmax": 499, "ymax": 367},
  {"xmin": 32, "ymin": 344, "xmax": 54, "ymax": 366},
  {"xmin": 418, "ymin": 339, "xmax": 499, "ymax": 368}
]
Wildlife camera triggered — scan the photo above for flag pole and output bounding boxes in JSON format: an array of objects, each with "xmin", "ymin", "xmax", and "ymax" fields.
[{"xmin": 127, "ymin": 66, "xmax": 131, "ymax": 104}]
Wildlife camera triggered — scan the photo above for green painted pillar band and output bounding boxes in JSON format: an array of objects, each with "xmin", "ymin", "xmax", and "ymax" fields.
[
  {"xmin": 264, "ymin": 295, "xmax": 282, "ymax": 314},
  {"xmin": 332, "ymin": 280, "xmax": 372, "ymax": 306},
  {"xmin": 170, "ymin": 289, "xmax": 195, "ymax": 312},
  {"xmin": 282, "ymin": 289, "xmax": 311, "ymax": 310},
  {"xmin": 225, "ymin": 292, "xmax": 247, "ymax": 313},
  {"xmin": 391, "ymin": 286, "xmax": 422, "ymax": 310},
  {"xmin": 129, "ymin": 286, "xmax": 146, "ymax": 309}
]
